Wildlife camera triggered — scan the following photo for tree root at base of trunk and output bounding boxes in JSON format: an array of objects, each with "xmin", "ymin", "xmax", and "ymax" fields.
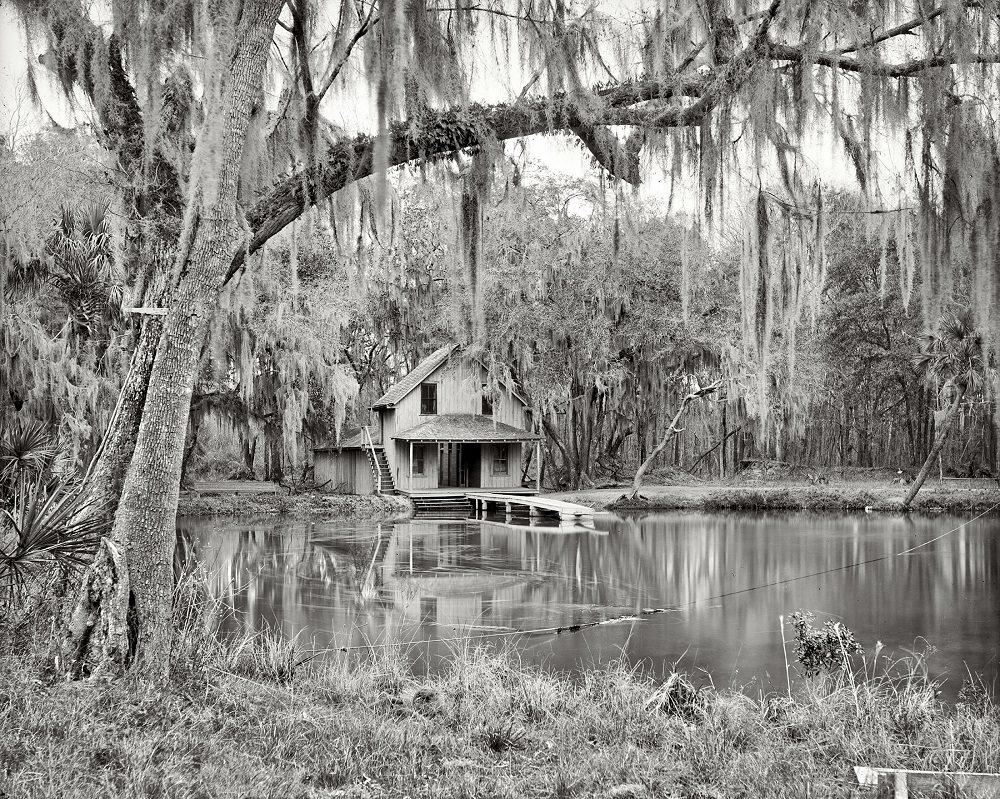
[{"xmin": 59, "ymin": 538, "xmax": 133, "ymax": 680}]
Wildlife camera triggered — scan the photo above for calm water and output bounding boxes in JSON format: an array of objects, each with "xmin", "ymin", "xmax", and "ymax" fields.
[{"xmin": 176, "ymin": 511, "xmax": 1000, "ymax": 694}]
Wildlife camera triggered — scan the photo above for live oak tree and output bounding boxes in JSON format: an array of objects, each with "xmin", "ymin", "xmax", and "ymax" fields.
[{"xmin": 10, "ymin": 0, "xmax": 1000, "ymax": 674}]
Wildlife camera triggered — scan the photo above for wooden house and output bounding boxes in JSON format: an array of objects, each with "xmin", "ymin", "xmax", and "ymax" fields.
[{"xmin": 314, "ymin": 345, "xmax": 541, "ymax": 504}]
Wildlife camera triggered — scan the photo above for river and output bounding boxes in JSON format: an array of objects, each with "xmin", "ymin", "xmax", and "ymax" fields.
[{"xmin": 176, "ymin": 510, "xmax": 1000, "ymax": 695}]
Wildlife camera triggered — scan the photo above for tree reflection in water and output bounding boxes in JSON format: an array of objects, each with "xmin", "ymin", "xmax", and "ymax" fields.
[{"xmin": 175, "ymin": 511, "xmax": 1000, "ymax": 694}]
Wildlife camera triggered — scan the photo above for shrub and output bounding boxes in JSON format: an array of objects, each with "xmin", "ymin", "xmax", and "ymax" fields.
[
  {"xmin": 1, "ymin": 475, "xmax": 107, "ymax": 608},
  {"xmin": 787, "ymin": 611, "xmax": 863, "ymax": 677}
]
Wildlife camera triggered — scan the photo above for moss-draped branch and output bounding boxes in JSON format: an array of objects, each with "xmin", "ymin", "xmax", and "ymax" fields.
[
  {"xmin": 233, "ymin": 20, "xmax": 1000, "ymax": 283},
  {"xmin": 231, "ymin": 76, "xmax": 713, "ymax": 281}
]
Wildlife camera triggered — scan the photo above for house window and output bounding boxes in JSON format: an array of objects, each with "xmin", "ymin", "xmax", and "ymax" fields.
[
  {"xmin": 493, "ymin": 444, "xmax": 508, "ymax": 475},
  {"xmin": 481, "ymin": 386, "xmax": 493, "ymax": 416},
  {"xmin": 412, "ymin": 445, "xmax": 425, "ymax": 475},
  {"xmin": 420, "ymin": 383, "xmax": 437, "ymax": 415}
]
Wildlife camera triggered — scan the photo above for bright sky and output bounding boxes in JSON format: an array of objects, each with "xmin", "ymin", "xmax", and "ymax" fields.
[{"xmin": 0, "ymin": 4, "xmax": 86, "ymax": 141}]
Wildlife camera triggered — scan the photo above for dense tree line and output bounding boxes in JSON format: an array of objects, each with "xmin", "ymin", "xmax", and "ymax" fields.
[{"xmin": 3, "ymin": 154, "xmax": 996, "ymax": 494}]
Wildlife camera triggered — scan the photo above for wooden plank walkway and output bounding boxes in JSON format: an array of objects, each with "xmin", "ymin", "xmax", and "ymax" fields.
[
  {"xmin": 191, "ymin": 480, "xmax": 281, "ymax": 494},
  {"xmin": 466, "ymin": 491, "xmax": 595, "ymax": 521},
  {"xmin": 854, "ymin": 766, "xmax": 1000, "ymax": 798}
]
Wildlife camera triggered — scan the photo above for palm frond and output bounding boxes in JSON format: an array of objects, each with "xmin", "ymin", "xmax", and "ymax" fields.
[
  {"xmin": 57, "ymin": 205, "xmax": 76, "ymax": 239},
  {"xmin": 0, "ymin": 419, "xmax": 55, "ymax": 481},
  {"xmin": 0, "ymin": 473, "xmax": 108, "ymax": 605},
  {"xmin": 914, "ymin": 308, "xmax": 994, "ymax": 399}
]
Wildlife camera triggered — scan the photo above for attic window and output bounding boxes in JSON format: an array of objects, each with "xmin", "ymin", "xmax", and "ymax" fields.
[
  {"xmin": 481, "ymin": 386, "xmax": 493, "ymax": 416},
  {"xmin": 420, "ymin": 383, "xmax": 437, "ymax": 415}
]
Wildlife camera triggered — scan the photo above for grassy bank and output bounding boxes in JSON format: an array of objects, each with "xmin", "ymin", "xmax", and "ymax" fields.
[
  {"xmin": 552, "ymin": 481, "xmax": 1000, "ymax": 514},
  {"xmin": 3, "ymin": 615, "xmax": 999, "ymax": 799},
  {"xmin": 176, "ymin": 490, "xmax": 412, "ymax": 519}
]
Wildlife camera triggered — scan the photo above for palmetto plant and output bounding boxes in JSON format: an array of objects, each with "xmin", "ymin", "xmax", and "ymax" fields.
[
  {"xmin": 902, "ymin": 310, "xmax": 997, "ymax": 508},
  {"xmin": 3, "ymin": 202, "xmax": 126, "ymax": 471},
  {"xmin": 45, "ymin": 203, "xmax": 124, "ymax": 341},
  {"xmin": 0, "ymin": 419, "xmax": 106, "ymax": 606},
  {"xmin": 0, "ymin": 419, "xmax": 55, "ymax": 485},
  {"xmin": 1, "ymin": 473, "xmax": 107, "ymax": 605},
  {"xmin": 913, "ymin": 310, "xmax": 992, "ymax": 398}
]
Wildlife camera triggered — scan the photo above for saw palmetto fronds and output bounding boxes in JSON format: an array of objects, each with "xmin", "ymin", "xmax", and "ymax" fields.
[
  {"xmin": 0, "ymin": 419, "xmax": 56, "ymax": 483},
  {"xmin": 0, "ymin": 474, "xmax": 108, "ymax": 605}
]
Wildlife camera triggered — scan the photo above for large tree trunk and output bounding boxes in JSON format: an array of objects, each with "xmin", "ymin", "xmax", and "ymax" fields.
[
  {"xmin": 80, "ymin": 316, "xmax": 163, "ymax": 517},
  {"xmin": 901, "ymin": 383, "xmax": 967, "ymax": 510},
  {"xmin": 66, "ymin": 0, "xmax": 284, "ymax": 678}
]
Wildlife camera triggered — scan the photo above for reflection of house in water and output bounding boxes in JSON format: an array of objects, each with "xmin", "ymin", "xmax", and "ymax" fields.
[
  {"xmin": 381, "ymin": 522, "xmax": 534, "ymax": 628},
  {"xmin": 377, "ymin": 519, "xmax": 622, "ymax": 633}
]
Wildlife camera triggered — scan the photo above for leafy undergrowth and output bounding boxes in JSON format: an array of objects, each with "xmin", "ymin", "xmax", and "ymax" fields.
[
  {"xmin": 176, "ymin": 491, "xmax": 412, "ymax": 519},
  {"xmin": 604, "ymin": 484, "xmax": 1000, "ymax": 513},
  {"xmin": 702, "ymin": 487, "xmax": 883, "ymax": 511},
  {"xmin": 2, "ymin": 618, "xmax": 999, "ymax": 798}
]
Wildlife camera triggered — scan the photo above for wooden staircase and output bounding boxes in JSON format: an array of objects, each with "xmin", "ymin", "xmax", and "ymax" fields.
[
  {"xmin": 410, "ymin": 494, "xmax": 471, "ymax": 518},
  {"xmin": 367, "ymin": 447, "xmax": 396, "ymax": 495}
]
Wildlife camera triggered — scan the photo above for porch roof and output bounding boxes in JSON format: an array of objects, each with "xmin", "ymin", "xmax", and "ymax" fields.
[{"xmin": 394, "ymin": 414, "xmax": 540, "ymax": 443}]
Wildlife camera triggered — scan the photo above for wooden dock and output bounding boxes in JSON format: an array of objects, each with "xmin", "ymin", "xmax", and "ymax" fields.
[{"xmin": 466, "ymin": 491, "xmax": 595, "ymax": 522}]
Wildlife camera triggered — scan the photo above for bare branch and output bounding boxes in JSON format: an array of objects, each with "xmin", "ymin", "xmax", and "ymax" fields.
[
  {"xmin": 315, "ymin": 7, "xmax": 378, "ymax": 102},
  {"xmin": 676, "ymin": 40, "xmax": 707, "ymax": 73},
  {"xmin": 630, "ymin": 379, "xmax": 723, "ymax": 497},
  {"xmin": 428, "ymin": 4, "xmax": 554, "ymax": 24}
]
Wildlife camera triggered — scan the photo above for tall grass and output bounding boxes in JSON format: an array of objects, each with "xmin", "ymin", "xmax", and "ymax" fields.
[{"xmin": 2, "ymin": 592, "xmax": 998, "ymax": 798}]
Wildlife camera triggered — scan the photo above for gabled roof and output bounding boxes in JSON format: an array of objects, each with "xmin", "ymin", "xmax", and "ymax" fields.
[
  {"xmin": 372, "ymin": 345, "xmax": 458, "ymax": 409},
  {"xmin": 394, "ymin": 414, "xmax": 540, "ymax": 442}
]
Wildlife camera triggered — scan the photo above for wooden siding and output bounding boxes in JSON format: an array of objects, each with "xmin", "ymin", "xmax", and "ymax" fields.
[
  {"xmin": 392, "ymin": 358, "xmax": 530, "ymax": 435},
  {"xmin": 314, "ymin": 450, "xmax": 374, "ymax": 494},
  {"xmin": 481, "ymin": 442, "xmax": 522, "ymax": 489},
  {"xmin": 394, "ymin": 440, "xmax": 439, "ymax": 492},
  {"xmin": 376, "ymin": 353, "xmax": 534, "ymax": 492}
]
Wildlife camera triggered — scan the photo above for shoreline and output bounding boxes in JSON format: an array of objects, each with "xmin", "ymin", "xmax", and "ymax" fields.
[
  {"xmin": 176, "ymin": 490, "xmax": 412, "ymax": 520},
  {"xmin": 174, "ymin": 480, "xmax": 1000, "ymax": 521},
  {"xmin": 551, "ymin": 481, "xmax": 1000, "ymax": 515}
]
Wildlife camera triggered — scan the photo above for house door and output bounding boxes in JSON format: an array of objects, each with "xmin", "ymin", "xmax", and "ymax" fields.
[
  {"xmin": 438, "ymin": 443, "xmax": 460, "ymax": 487},
  {"xmin": 464, "ymin": 444, "xmax": 481, "ymax": 488},
  {"xmin": 438, "ymin": 443, "xmax": 482, "ymax": 488}
]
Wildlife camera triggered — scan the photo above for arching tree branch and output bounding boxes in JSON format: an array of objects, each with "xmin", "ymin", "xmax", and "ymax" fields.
[{"xmin": 228, "ymin": 75, "xmax": 713, "ymax": 281}]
